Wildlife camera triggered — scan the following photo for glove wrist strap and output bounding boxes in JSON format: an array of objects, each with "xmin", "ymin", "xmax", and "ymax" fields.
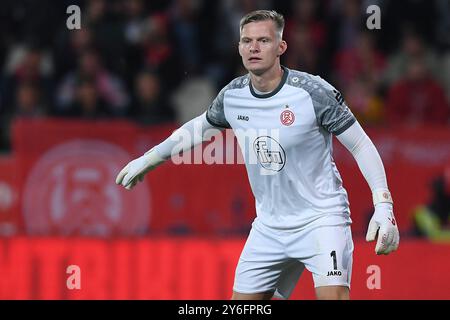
[{"xmin": 373, "ymin": 189, "xmax": 393, "ymax": 206}]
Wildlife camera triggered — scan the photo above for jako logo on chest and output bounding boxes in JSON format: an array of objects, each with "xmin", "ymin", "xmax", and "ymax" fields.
[{"xmin": 237, "ymin": 115, "xmax": 249, "ymax": 121}]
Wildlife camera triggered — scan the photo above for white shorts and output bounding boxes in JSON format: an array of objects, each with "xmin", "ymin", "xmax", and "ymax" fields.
[{"xmin": 233, "ymin": 220, "xmax": 354, "ymax": 299}]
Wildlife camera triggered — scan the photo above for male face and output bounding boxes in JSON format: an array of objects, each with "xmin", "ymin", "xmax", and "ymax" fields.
[{"xmin": 239, "ymin": 20, "xmax": 287, "ymax": 76}]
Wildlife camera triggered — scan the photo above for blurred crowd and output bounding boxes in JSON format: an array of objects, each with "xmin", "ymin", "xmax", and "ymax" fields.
[{"xmin": 0, "ymin": 0, "xmax": 449, "ymax": 151}]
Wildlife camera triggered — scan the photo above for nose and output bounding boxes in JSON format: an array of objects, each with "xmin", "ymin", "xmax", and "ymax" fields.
[{"xmin": 249, "ymin": 41, "xmax": 260, "ymax": 52}]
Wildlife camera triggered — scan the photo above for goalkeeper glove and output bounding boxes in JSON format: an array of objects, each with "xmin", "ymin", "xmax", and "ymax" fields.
[
  {"xmin": 366, "ymin": 190, "xmax": 400, "ymax": 255},
  {"xmin": 115, "ymin": 148, "xmax": 165, "ymax": 190}
]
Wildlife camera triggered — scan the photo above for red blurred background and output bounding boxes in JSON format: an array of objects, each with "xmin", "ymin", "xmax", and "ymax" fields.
[{"xmin": 1, "ymin": 0, "xmax": 450, "ymax": 299}]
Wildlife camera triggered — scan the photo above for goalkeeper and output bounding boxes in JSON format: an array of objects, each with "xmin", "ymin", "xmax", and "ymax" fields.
[{"xmin": 116, "ymin": 10, "xmax": 399, "ymax": 300}]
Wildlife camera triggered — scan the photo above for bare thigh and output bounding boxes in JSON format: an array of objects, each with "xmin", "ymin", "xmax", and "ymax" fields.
[
  {"xmin": 231, "ymin": 291, "xmax": 274, "ymax": 300},
  {"xmin": 315, "ymin": 285, "xmax": 349, "ymax": 300}
]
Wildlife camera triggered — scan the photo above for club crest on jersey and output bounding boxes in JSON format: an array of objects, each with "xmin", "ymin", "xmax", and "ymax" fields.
[{"xmin": 280, "ymin": 106, "xmax": 295, "ymax": 126}]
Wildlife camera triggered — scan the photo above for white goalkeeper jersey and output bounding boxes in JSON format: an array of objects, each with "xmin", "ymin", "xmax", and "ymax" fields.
[{"xmin": 206, "ymin": 66, "xmax": 356, "ymax": 230}]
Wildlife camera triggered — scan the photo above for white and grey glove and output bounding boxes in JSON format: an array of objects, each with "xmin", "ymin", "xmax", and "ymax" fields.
[
  {"xmin": 115, "ymin": 148, "xmax": 165, "ymax": 190},
  {"xmin": 366, "ymin": 190, "xmax": 400, "ymax": 255}
]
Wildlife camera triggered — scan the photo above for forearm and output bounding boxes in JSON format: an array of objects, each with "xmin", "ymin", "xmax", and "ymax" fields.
[
  {"xmin": 337, "ymin": 121, "xmax": 399, "ymax": 254},
  {"xmin": 116, "ymin": 112, "xmax": 223, "ymax": 189},
  {"xmin": 153, "ymin": 112, "xmax": 223, "ymax": 160},
  {"xmin": 336, "ymin": 121, "xmax": 391, "ymax": 204}
]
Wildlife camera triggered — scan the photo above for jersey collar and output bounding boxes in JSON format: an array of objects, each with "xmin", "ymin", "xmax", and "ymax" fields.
[{"xmin": 249, "ymin": 66, "xmax": 289, "ymax": 99}]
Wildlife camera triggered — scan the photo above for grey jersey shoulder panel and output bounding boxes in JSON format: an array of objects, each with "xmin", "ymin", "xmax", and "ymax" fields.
[
  {"xmin": 206, "ymin": 75, "xmax": 250, "ymax": 128},
  {"xmin": 286, "ymin": 69, "xmax": 356, "ymax": 135}
]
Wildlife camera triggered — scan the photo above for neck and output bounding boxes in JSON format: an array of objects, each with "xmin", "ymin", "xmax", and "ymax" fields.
[{"xmin": 249, "ymin": 63, "xmax": 284, "ymax": 93}]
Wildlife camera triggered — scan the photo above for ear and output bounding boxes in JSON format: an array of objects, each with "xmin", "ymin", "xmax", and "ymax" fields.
[{"xmin": 278, "ymin": 40, "xmax": 287, "ymax": 57}]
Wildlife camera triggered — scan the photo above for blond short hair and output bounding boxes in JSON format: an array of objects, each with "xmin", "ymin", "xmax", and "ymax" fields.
[{"xmin": 239, "ymin": 10, "xmax": 285, "ymax": 39}]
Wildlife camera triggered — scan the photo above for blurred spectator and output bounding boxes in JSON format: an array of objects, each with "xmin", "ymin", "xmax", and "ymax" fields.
[
  {"xmin": 382, "ymin": 29, "xmax": 441, "ymax": 88},
  {"xmin": 172, "ymin": 76, "xmax": 215, "ymax": 124},
  {"xmin": 0, "ymin": 0, "xmax": 449, "ymax": 151},
  {"xmin": 333, "ymin": 31, "xmax": 386, "ymax": 89},
  {"xmin": 326, "ymin": 0, "xmax": 366, "ymax": 51},
  {"xmin": 169, "ymin": 0, "xmax": 202, "ymax": 73},
  {"xmin": 5, "ymin": 46, "xmax": 51, "ymax": 83},
  {"xmin": 56, "ymin": 49, "xmax": 129, "ymax": 116},
  {"xmin": 413, "ymin": 168, "xmax": 450, "ymax": 242},
  {"xmin": 2, "ymin": 45, "xmax": 53, "ymax": 112},
  {"xmin": 66, "ymin": 76, "xmax": 108, "ymax": 119},
  {"xmin": 284, "ymin": 26, "xmax": 319, "ymax": 74},
  {"xmin": 140, "ymin": 13, "xmax": 182, "ymax": 89},
  {"xmin": 86, "ymin": 0, "xmax": 107, "ymax": 25},
  {"xmin": 332, "ymin": 31, "xmax": 386, "ymax": 125},
  {"xmin": 385, "ymin": 56, "xmax": 450, "ymax": 126},
  {"xmin": 14, "ymin": 81, "xmax": 46, "ymax": 117},
  {"xmin": 84, "ymin": 0, "xmax": 127, "ymax": 75},
  {"xmin": 142, "ymin": 14, "xmax": 171, "ymax": 68},
  {"xmin": 121, "ymin": 0, "xmax": 149, "ymax": 84},
  {"xmin": 123, "ymin": 0, "xmax": 147, "ymax": 45},
  {"xmin": 285, "ymin": 0, "xmax": 327, "ymax": 50},
  {"xmin": 284, "ymin": 0, "xmax": 327, "ymax": 75},
  {"xmin": 344, "ymin": 77, "xmax": 384, "ymax": 125},
  {"xmin": 54, "ymin": 28, "xmax": 95, "ymax": 80},
  {"xmin": 0, "ymin": 80, "xmax": 47, "ymax": 151},
  {"xmin": 442, "ymin": 53, "xmax": 450, "ymax": 102},
  {"xmin": 69, "ymin": 28, "xmax": 94, "ymax": 58},
  {"xmin": 128, "ymin": 70, "xmax": 174, "ymax": 125}
]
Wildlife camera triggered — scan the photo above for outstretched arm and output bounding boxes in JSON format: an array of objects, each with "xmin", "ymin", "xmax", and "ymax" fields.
[
  {"xmin": 116, "ymin": 112, "xmax": 221, "ymax": 189},
  {"xmin": 336, "ymin": 121, "xmax": 400, "ymax": 255}
]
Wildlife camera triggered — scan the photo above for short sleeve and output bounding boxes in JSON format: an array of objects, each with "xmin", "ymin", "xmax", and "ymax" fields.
[
  {"xmin": 312, "ymin": 84, "xmax": 356, "ymax": 135},
  {"xmin": 206, "ymin": 87, "xmax": 231, "ymax": 128}
]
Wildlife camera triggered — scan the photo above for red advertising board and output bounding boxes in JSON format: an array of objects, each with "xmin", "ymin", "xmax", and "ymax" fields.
[
  {"xmin": 0, "ymin": 237, "xmax": 448, "ymax": 299},
  {"xmin": 8, "ymin": 118, "xmax": 450, "ymax": 236}
]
